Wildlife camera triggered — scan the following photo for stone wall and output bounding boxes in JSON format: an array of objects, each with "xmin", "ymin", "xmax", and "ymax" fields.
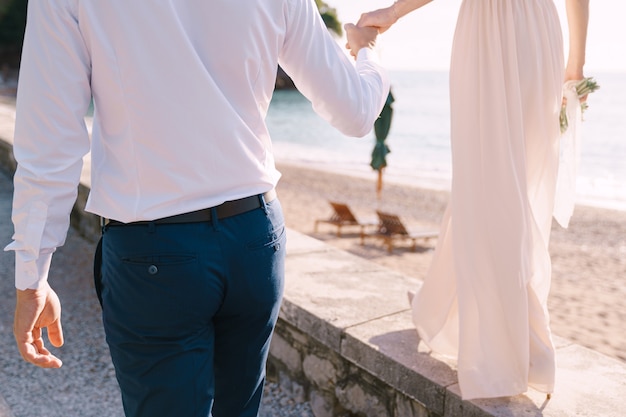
[
  {"xmin": 269, "ymin": 318, "xmax": 434, "ymax": 417},
  {"xmin": 268, "ymin": 227, "xmax": 626, "ymax": 417}
]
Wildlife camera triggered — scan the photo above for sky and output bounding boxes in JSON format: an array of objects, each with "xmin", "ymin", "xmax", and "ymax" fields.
[{"xmin": 333, "ymin": 1, "xmax": 626, "ymax": 72}]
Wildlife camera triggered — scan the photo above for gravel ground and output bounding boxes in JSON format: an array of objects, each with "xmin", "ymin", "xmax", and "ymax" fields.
[{"xmin": 260, "ymin": 383, "xmax": 314, "ymax": 417}]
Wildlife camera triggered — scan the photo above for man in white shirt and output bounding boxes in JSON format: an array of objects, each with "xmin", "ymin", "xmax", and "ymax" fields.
[{"xmin": 7, "ymin": 1, "xmax": 389, "ymax": 416}]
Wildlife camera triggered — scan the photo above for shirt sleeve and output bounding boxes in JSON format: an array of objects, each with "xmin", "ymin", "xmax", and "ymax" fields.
[
  {"xmin": 279, "ymin": 0, "xmax": 390, "ymax": 138},
  {"xmin": 4, "ymin": 0, "xmax": 92, "ymax": 290}
]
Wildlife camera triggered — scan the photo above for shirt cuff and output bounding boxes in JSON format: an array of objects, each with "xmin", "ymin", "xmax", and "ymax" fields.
[
  {"xmin": 13, "ymin": 250, "xmax": 54, "ymax": 290},
  {"xmin": 356, "ymin": 47, "xmax": 381, "ymax": 64}
]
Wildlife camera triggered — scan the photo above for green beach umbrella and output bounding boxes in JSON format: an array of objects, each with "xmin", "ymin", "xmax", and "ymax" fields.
[{"xmin": 371, "ymin": 90, "xmax": 394, "ymax": 198}]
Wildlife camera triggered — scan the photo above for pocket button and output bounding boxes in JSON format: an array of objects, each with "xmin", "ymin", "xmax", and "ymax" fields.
[{"xmin": 148, "ymin": 265, "xmax": 158, "ymax": 275}]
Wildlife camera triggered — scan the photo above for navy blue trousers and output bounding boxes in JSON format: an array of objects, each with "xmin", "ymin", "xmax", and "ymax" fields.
[{"xmin": 94, "ymin": 197, "xmax": 286, "ymax": 417}]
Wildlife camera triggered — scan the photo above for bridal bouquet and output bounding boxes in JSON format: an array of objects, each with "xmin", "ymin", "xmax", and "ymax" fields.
[{"xmin": 559, "ymin": 77, "xmax": 600, "ymax": 134}]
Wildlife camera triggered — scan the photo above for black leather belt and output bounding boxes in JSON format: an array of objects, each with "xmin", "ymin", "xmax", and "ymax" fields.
[{"xmin": 103, "ymin": 190, "xmax": 276, "ymax": 227}]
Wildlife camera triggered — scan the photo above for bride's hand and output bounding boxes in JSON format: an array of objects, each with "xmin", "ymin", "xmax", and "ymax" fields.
[
  {"xmin": 357, "ymin": 6, "xmax": 398, "ymax": 34},
  {"xmin": 564, "ymin": 66, "xmax": 587, "ymax": 103}
]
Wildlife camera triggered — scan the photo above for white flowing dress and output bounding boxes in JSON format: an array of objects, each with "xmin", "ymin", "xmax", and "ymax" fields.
[{"xmin": 412, "ymin": 0, "xmax": 564, "ymax": 400}]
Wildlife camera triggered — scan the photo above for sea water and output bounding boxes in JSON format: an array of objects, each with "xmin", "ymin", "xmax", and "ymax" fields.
[{"xmin": 266, "ymin": 70, "xmax": 626, "ymax": 211}]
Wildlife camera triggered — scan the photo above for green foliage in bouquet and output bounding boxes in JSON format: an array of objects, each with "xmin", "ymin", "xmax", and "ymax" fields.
[{"xmin": 560, "ymin": 77, "xmax": 600, "ymax": 134}]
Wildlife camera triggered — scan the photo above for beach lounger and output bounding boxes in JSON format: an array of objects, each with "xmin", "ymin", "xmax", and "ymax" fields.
[
  {"xmin": 361, "ymin": 210, "xmax": 439, "ymax": 253},
  {"xmin": 314, "ymin": 201, "xmax": 377, "ymax": 237}
]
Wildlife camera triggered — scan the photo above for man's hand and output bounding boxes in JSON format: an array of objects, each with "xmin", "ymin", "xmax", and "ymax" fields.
[
  {"xmin": 344, "ymin": 23, "xmax": 379, "ymax": 58},
  {"xmin": 14, "ymin": 283, "xmax": 64, "ymax": 368}
]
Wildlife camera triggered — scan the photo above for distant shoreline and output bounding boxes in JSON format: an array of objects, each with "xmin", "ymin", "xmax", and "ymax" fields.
[{"xmin": 274, "ymin": 156, "xmax": 626, "ymax": 213}]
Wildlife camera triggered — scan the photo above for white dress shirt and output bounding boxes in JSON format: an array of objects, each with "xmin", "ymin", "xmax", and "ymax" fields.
[{"xmin": 5, "ymin": 0, "xmax": 389, "ymax": 290}]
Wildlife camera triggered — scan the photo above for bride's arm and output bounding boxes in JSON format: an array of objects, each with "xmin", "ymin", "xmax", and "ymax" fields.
[
  {"xmin": 357, "ymin": 0, "xmax": 434, "ymax": 33},
  {"xmin": 564, "ymin": 0, "xmax": 590, "ymax": 83}
]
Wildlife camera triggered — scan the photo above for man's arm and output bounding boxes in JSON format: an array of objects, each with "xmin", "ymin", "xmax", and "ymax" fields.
[
  {"xmin": 6, "ymin": 0, "xmax": 92, "ymax": 367},
  {"xmin": 279, "ymin": 0, "xmax": 390, "ymax": 138}
]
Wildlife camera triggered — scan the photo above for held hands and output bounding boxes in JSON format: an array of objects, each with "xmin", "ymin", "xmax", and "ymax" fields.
[
  {"xmin": 346, "ymin": 2, "xmax": 402, "ymax": 58},
  {"xmin": 14, "ymin": 282, "xmax": 64, "ymax": 368},
  {"xmin": 344, "ymin": 24, "xmax": 379, "ymax": 59},
  {"xmin": 357, "ymin": 5, "xmax": 399, "ymax": 34}
]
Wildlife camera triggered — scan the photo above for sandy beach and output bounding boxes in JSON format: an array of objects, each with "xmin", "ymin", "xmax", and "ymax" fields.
[{"xmin": 275, "ymin": 162, "xmax": 626, "ymax": 364}]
